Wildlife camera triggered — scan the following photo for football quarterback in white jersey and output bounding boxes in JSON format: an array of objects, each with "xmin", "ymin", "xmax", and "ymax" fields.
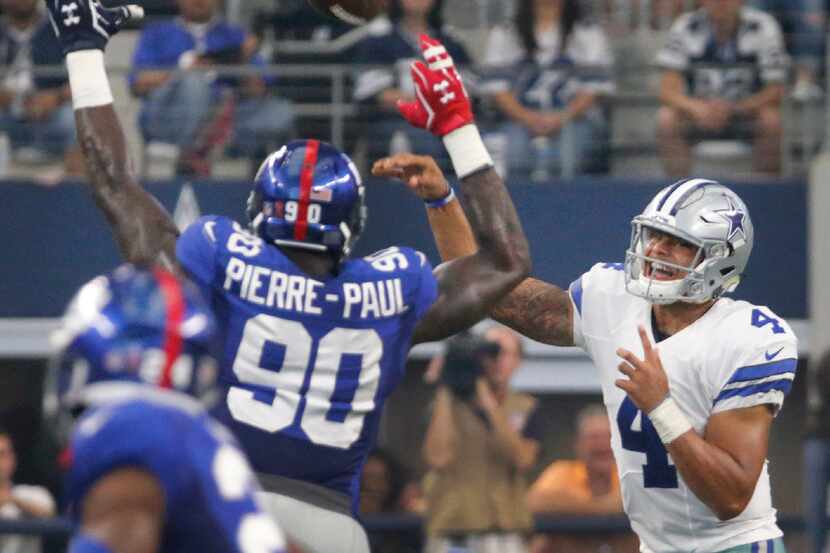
[{"xmin": 371, "ymin": 164, "xmax": 796, "ymax": 553}]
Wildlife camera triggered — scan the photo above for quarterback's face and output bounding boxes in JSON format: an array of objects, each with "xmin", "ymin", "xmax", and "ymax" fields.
[{"xmin": 642, "ymin": 228, "xmax": 700, "ymax": 281}]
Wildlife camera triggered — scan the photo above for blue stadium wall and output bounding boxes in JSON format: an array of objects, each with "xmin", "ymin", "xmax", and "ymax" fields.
[{"xmin": 0, "ymin": 177, "xmax": 806, "ymax": 318}]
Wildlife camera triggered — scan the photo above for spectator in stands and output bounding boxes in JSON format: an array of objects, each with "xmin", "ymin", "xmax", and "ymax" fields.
[
  {"xmin": 130, "ymin": 0, "xmax": 294, "ymax": 176},
  {"xmin": 526, "ymin": 405, "xmax": 634, "ymax": 553},
  {"xmin": 352, "ymin": 0, "xmax": 471, "ymax": 166},
  {"xmin": 481, "ymin": 0, "xmax": 614, "ymax": 181},
  {"xmin": 0, "ymin": 428, "xmax": 55, "ymax": 553},
  {"xmin": 422, "ymin": 327, "xmax": 542, "ymax": 553},
  {"xmin": 805, "ymin": 350, "xmax": 830, "ymax": 553},
  {"xmin": 0, "ymin": 0, "xmax": 82, "ymax": 178},
  {"xmin": 656, "ymin": 0, "xmax": 789, "ymax": 177}
]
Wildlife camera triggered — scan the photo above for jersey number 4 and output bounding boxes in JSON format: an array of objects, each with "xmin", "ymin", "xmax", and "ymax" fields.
[
  {"xmin": 228, "ymin": 314, "xmax": 382, "ymax": 450},
  {"xmin": 617, "ymin": 397, "xmax": 678, "ymax": 488}
]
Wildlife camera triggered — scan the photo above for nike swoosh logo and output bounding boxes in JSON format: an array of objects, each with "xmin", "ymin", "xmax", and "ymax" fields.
[
  {"xmin": 204, "ymin": 221, "xmax": 217, "ymax": 243},
  {"xmin": 765, "ymin": 347, "xmax": 785, "ymax": 361}
]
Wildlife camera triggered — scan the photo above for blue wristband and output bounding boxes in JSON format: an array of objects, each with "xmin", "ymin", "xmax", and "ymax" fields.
[
  {"xmin": 424, "ymin": 186, "xmax": 456, "ymax": 209},
  {"xmin": 69, "ymin": 534, "xmax": 114, "ymax": 553}
]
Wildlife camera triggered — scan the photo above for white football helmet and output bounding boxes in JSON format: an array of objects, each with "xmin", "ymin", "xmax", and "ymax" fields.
[{"xmin": 624, "ymin": 178, "xmax": 754, "ymax": 304}]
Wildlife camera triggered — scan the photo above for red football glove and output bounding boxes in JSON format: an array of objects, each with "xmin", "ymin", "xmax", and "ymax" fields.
[{"xmin": 397, "ymin": 34, "xmax": 474, "ymax": 137}]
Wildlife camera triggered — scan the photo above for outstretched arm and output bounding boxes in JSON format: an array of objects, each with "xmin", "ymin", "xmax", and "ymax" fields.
[
  {"xmin": 74, "ymin": 105, "xmax": 179, "ymax": 268},
  {"xmin": 372, "ymin": 36, "xmax": 531, "ymax": 344},
  {"xmin": 48, "ymin": 0, "xmax": 179, "ymax": 268},
  {"xmin": 413, "ymin": 163, "xmax": 530, "ymax": 343},
  {"xmin": 373, "ymin": 156, "xmax": 574, "ymax": 347}
]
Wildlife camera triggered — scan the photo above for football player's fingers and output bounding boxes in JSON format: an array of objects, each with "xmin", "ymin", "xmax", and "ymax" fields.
[
  {"xmin": 396, "ymin": 99, "xmax": 425, "ymax": 128},
  {"xmin": 117, "ymin": 4, "xmax": 144, "ymax": 23},
  {"xmin": 614, "ymin": 378, "xmax": 634, "ymax": 394},
  {"xmin": 617, "ymin": 361, "xmax": 637, "ymax": 378},
  {"xmin": 616, "ymin": 348, "xmax": 643, "ymax": 369},
  {"xmin": 637, "ymin": 325, "xmax": 654, "ymax": 355},
  {"xmin": 409, "ymin": 61, "xmax": 431, "ymax": 90},
  {"xmin": 397, "ymin": 153, "xmax": 436, "ymax": 171},
  {"xmin": 370, "ymin": 160, "xmax": 402, "ymax": 179}
]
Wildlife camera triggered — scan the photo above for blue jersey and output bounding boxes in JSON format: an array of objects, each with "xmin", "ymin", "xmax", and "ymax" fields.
[
  {"xmin": 64, "ymin": 392, "xmax": 286, "ymax": 553},
  {"xmin": 176, "ymin": 216, "xmax": 439, "ymax": 512}
]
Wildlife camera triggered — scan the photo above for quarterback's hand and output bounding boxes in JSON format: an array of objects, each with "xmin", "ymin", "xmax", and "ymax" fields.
[
  {"xmin": 615, "ymin": 326, "xmax": 670, "ymax": 413},
  {"xmin": 46, "ymin": 0, "xmax": 144, "ymax": 55},
  {"xmin": 397, "ymin": 34, "xmax": 473, "ymax": 137},
  {"xmin": 372, "ymin": 153, "xmax": 451, "ymax": 201}
]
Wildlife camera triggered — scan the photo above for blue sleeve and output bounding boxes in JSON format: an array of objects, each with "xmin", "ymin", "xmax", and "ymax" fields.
[
  {"xmin": 410, "ymin": 250, "xmax": 439, "ymax": 321},
  {"xmin": 68, "ymin": 535, "xmax": 114, "ymax": 553},
  {"xmin": 176, "ymin": 216, "xmax": 227, "ymax": 288}
]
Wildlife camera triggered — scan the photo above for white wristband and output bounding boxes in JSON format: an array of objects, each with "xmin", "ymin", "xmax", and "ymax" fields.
[
  {"xmin": 442, "ymin": 124, "xmax": 494, "ymax": 179},
  {"xmin": 648, "ymin": 396, "xmax": 692, "ymax": 445},
  {"xmin": 67, "ymin": 50, "xmax": 114, "ymax": 110}
]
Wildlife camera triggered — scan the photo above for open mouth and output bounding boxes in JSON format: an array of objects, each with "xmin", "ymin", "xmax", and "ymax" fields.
[{"xmin": 645, "ymin": 260, "xmax": 681, "ymax": 281}]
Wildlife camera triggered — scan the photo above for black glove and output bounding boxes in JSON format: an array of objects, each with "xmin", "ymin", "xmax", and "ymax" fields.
[{"xmin": 46, "ymin": 0, "xmax": 144, "ymax": 55}]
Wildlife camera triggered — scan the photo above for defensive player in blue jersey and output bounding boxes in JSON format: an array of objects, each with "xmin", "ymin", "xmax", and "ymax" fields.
[
  {"xmin": 46, "ymin": 2, "xmax": 530, "ymax": 551},
  {"xmin": 51, "ymin": 264, "xmax": 287, "ymax": 553}
]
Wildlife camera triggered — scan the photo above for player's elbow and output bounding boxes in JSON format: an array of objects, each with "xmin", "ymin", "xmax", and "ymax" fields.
[
  {"xmin": 499, "ymin": 240, "xmax": 532, "ymax": 288},
  {"xmin": 713, "ymin": 497, "xmax": 750, "ymax": 521},
  {"xmin": 512, "ymin": 235, "xmax": 532, "ymax": 277}
]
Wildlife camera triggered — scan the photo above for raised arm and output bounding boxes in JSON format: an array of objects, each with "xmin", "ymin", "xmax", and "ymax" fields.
[
  {"xmin": 47, "ymin": 0, "xmax": 179, "ymax": 269},
  {"xmin": 384, "ymin": 35, "xmax": 531, "ymax": 344},
  {"xmin": 372, "ymin": 153, "xmax": 574, "ymax": 346}
]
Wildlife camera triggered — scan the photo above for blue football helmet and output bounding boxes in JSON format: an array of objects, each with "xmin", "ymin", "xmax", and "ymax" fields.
[
  {"xmin": 50, "ymin": 264, "xmax": 218, "ymax": 409},
  {"xmin": 246, "ymin": 139, "xmax": 367, "ymax": 260}
]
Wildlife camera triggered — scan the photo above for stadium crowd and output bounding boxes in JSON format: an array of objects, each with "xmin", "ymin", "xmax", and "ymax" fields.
[{"xmin": 0, "ymin": 0, "xmax": 824, "ymax": 180}]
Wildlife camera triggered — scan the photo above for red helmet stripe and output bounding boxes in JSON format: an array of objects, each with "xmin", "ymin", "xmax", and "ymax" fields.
[
  {"xmin": 154, "ymin": 269, "xmax": 185, "ymax": 389},
  {"xmin": 294, "ymin": 140, "xmax": 320, "ymax": 241}
]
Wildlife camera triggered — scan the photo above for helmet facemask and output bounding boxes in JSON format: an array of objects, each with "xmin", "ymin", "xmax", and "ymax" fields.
[
  {"xmin": 624, "ymin": 220, "xmax": 712, "ymax": 304},
  {"xmin": 624, "ymin": 180, "xmax": 753, "ymax": 305}
]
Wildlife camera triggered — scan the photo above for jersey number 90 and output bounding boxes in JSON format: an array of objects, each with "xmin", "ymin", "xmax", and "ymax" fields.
[{"xmin": 228, "ymin": 314, "xmax": 382, "ymax": 449}]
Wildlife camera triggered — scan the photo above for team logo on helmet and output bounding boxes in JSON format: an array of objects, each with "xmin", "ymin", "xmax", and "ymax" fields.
[{"xmin": 713, "ymin": 198, "xmax": 747, "ymax": 244}]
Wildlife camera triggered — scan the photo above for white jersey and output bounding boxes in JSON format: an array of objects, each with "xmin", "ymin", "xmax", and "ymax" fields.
[{"xmin": 569, "ymin": 262, "xmax": 797, "ymax": 553}]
